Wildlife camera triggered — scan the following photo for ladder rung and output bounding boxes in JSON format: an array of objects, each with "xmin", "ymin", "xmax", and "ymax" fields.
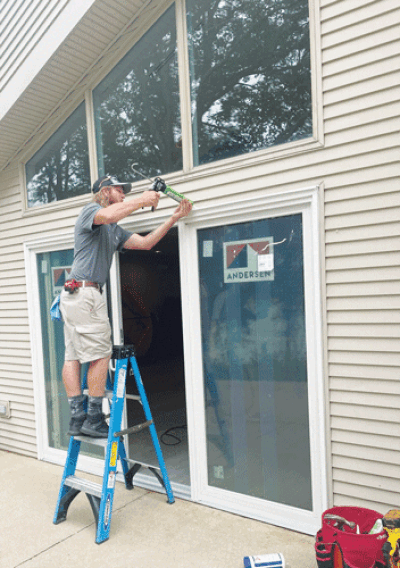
[
  {"xmin": 114, "ymin": 420, "xmax": 153, "ymax": 437},
  {"xmin": 124, "ymin": 458, "xmax": 161, "ymax": 471},
  {"xmin": 126, "ymin": 394, "xmax": 141, "ymax": 401},
  {"xmin": 73, "ymin": 436, "xmax": 108, "ymax": 447},
  {"xmin": 65, "ymin": 475, "xmax": 102, "ymax": 498}
]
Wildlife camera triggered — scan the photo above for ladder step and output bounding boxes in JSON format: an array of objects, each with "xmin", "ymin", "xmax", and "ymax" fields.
[
  {"xmin": 73, "ymin": 436, "xmax": 109, "ymax": 447},
  {"xmin": 65, "ymin": 475, "xmax": 102, "ymax": 498},
  {"xmin": 126, "ymin": 394, "xmax": 141, "ymax": 402}
]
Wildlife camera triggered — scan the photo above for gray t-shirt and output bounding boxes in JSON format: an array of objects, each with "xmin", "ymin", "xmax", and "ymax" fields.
[{"xmin": 69, "ymin": 202, "xmax": 132, "ymax": 286}]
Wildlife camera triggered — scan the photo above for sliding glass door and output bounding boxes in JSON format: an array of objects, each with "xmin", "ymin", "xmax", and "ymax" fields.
[{"xmin": 180, "ymin": 187, "xmax": 326, "ymax": 534}]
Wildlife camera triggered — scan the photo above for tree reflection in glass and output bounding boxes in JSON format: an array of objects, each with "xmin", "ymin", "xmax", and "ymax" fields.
[
  {"xmin": 187, "ymin": 0, "xmax": 313, "ymax": 165},
  {"xmin": 26, "ymin": 102, "xmax": 90, "ymax": 208},
  {"xmin": 93, "ymin": 4, "xmax": 182, "ymax": 183}
]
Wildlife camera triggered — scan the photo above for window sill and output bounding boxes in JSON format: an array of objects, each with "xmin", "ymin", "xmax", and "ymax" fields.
[
  {"xmin": 22, "ymin": 192, "xmax": 93, "ymax": 218},
  {"xmin": 21, "ymin": 135, "xmax": 324, "ymax": 217},
  {"xmin": 184, "ymin": 135, "xmax": 324, "ymax": 182}
]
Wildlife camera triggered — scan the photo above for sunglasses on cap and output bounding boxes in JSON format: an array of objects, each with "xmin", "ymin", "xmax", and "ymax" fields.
[{"xmin": 92, "ymin": 175, "xmax": 132, "ymax": 194}]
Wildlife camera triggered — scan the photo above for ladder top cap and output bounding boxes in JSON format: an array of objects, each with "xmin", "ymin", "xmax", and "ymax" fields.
[{"xmin": 112, "ymin": 345, "xmax": 136, "ymax": 359}]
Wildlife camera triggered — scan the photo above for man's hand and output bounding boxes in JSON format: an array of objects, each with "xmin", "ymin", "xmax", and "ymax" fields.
[
  {"xmin": 141, "ymin": 190, "xmax": 160, "ymax": 209},
  {"xmin": 124, "ymin": 198, "xmax": 193, "ymax": 251},
  {"xmin": 172, "ymin": 199, "xmax": 193, "ymax": 220}
]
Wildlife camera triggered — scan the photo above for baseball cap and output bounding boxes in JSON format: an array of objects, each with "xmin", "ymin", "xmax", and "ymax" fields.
[{"xmin": 92, "ymin": 175, "xmax": 132, "ymax": 194}]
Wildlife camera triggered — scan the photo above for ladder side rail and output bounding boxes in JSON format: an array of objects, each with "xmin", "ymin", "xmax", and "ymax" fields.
[
  {"xmin": 117, "ymin": 435, "xmax": 133, "ymax": 489},
  {"xmin": 96, "ymin": 355, "xmax": 129, "ymax": 544},
  {"xmin": 53, "ymin": 437, "xmax": 82, "ymax": 523},
  {"xmin": 54, "ymin": 362, "xmax": 91, "ymax": 525},
  {"xmin": 129, "ymin": 355, "xmax": 175, "ymax": 504}
]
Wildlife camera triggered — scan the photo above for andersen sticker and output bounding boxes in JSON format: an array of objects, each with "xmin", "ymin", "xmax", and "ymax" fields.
[{"xmin": 223, "ymin": 238, "xmax": 274, "ymax": 283}]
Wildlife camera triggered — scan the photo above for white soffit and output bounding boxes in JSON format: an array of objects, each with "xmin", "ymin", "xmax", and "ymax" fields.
[
  {"xmin": 0, "ymin": 0, "xmax": 96, "ymax": 119},
  {"xmin": 0, "ymin": 0, "xmax": 156, "ymax": 172}
]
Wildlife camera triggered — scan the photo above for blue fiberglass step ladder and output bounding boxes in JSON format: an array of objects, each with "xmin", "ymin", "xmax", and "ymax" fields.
[{"xmin": 53, "ymin": 345, "xmax": 175, "ymax": 544}]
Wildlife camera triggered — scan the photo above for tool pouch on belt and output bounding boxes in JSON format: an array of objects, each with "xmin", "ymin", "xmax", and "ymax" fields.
[{"xmin": 64, "ymin": 279, "xmax": 79, "ymax": 294}]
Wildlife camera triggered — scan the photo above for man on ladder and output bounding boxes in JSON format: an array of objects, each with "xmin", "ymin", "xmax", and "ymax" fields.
[{"xmin": 60, "ymin": 174, "xmax": 192, "ymax": 438}]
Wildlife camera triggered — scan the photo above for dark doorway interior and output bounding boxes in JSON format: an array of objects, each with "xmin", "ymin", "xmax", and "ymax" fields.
[{"xmin": 119, "ymin": 228, "xmax": 189, "ymax": 485}]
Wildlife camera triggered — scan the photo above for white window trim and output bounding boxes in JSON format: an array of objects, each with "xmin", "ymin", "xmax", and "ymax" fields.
[{"xmin": 178, "ymin": 184, "xmax": 328, "ymax": 535}]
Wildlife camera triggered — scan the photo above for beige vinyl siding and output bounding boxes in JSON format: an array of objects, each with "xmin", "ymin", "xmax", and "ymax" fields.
[
  {"xmin": 0, "ymin": 163, "xmax": 87, "ymax": 457},
  {"xmin": 0, "ymin": 0, "xmax": 398, "ymax": 516},
  {"xmin": 0, "ymin": 0, "xmax": 71, "ymax": 92},
  {"xmin": 0, "ymin": 166, "xmax": 36, "ymax": 456},
  {"xmin": 321, "ymin": 0, "xmax": 400, "ymax": 512}
]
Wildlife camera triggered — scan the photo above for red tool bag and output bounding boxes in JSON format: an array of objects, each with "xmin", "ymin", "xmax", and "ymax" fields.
[{"xmin": 315, "ymin": 506, "xmax": 388, "ymax": 568}]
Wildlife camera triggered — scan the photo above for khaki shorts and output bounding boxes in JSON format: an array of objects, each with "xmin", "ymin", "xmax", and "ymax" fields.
[{"xmin": 60, "ymin": 287, "xmax": 112, "ymax": 364}]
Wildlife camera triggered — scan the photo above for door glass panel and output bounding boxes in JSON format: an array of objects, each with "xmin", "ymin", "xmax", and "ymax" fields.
[
  {"xmin": 37, "ymin": 250, "xmax": 102, "ymax": 457},
  {"xmin": 198, "ymin": 214, "xmax": 312, "ymax": 510}
]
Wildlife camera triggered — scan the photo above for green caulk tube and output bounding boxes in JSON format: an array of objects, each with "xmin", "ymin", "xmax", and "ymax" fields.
[{"xmin": 164, "ymin": 185, "xmax": 193, "ymax": 205}]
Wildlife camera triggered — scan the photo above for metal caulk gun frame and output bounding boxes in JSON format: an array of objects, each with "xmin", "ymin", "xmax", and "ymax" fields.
[{"xmin": 131, "ymin": 163, "xmax": 193, "ymax": 208}]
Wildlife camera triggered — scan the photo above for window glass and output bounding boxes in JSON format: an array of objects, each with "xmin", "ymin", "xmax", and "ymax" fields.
[
  {"xmin": 37, "ymin": 249, "xmax": 102, "ymax": 457},
  {"xmin": 198, "ymin": 214, "xmax": 312, "ymax": 509},
  {"xmin": 26, "ymin": 102, "xmax": 90, "ymax": 207},
  {"xmin": 186, "ymin": 0, "xmax": 312, "ymax": 166},
  {"xmin": 93, "ymin": 4, "xmax": 182, "ymax": 183}
]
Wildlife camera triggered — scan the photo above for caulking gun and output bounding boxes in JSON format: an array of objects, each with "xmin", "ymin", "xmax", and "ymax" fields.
[{"xmin": 131, "ymin": 164, "xmax": 193, "ymax": 209}]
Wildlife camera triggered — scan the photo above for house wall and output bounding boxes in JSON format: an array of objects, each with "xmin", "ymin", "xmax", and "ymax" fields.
[
  {"xmin": 0, "ymin": 0, "xmax": 399, "ymax": 512},
  {"xmin": 0, "ymin": 166, "xmax": 37, "ymax": 455},
  {"xmin": 321, "ymin": 0, "xmax": 400, "ymax": 511},
  {"xmin": 0, "ymin": 165, "xmax": 84, "ymax": 457}
]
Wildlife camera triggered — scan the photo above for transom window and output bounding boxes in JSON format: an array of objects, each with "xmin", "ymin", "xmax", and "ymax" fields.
[
  {"xmin": 187, "ymin": 0, "xmax": 312, "ymax": 166},
  {"xmin": 93, "ymin": 4, "xmax": 182, "ymax": 183},
  {"xmin": 25, "ymin": 102, "xmax": 90, "ymax": 208},
  {"xmin": 25, "ymin": 0, "xmax": 312, "ymax": 207}
]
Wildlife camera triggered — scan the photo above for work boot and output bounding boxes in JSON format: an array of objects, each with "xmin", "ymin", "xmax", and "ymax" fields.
[
  {"xmin": 68, "ymin": 412, "xmax": 87, "ymax": 436},
  {"xmin": 67, "ymin": 394, "xmax": 87, "ymax": 436},
  {"xmin": 80, "ymin": 396, "xmax": 109, "ymax": 438},
  {"xmin": 80, "ymin": 413, "xmax": 109, "ymax": 437}
]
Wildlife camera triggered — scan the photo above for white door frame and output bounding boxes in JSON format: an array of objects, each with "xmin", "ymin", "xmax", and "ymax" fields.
[
  {"xmin": 178, "ymin": 184, "xmax": 328, "ymax": 535},
  {"xmin": 112, "ymin": 212, "xmax": 192, "ymax": 499},
  {"xmin": 24, "ymin": 186, "xmax": 327, "ymax": 527}
]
